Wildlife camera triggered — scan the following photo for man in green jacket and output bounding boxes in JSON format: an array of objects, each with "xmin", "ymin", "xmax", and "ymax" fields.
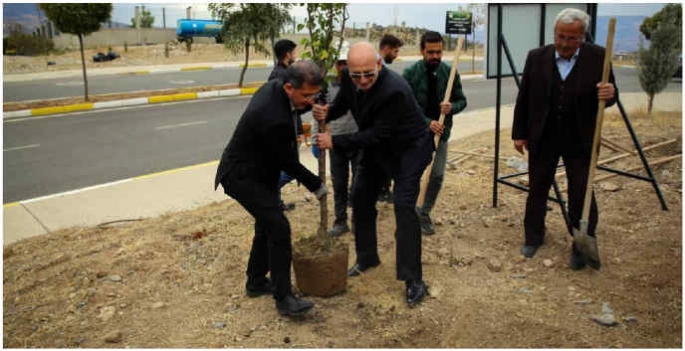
[{"xmin": 403, "ymin": 31, "xmax": 467, "ymax": 235}]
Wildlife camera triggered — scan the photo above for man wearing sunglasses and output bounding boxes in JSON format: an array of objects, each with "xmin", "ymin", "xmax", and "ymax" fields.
[
  {"xmin": 215, "ymin": 60, "xmax": 328, "ymax": 317},
  {"xmin": 313, "ymin": 42, "xmax": 433, "ymax": 307},
  {"xmin": 512, "ymin": 8, "xmax": 617, "ymax": 270},
  {"xmin": 403, "ymin": 31, "xmax": 468, "ymax": 236}
]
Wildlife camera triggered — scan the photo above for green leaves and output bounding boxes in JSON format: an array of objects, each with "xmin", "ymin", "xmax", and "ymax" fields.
[
  {"xmin": 39, "ymin": 3, "xmax": 112, "ymax": 36},
  {"xmin": 300, "ymin": 3, "xmax": 348, "ymax": 73}
]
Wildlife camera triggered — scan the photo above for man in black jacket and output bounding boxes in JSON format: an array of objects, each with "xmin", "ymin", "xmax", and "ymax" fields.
[
  {"xmin": 313, "ymin": 42, "xmax": 432, "ymax": 307},
  {"xmin": 268, "ymin": 39, "xmax": 302, "ymax": 212},
  {"xmin": 268, "ymin": 39, "xmax": 297, "ymax": 82},
  {"xmin": 215, "ymin": 60, "xmax": 327, "ymax": 316},
  {"xmin": 512, "ymin": 8, "xmax": 617, "ymax": 270}
]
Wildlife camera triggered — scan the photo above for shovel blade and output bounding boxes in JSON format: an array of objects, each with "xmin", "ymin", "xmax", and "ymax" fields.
[{"xmin": 572, "ymin": 224, "xmax": 601, "ymax": 270}]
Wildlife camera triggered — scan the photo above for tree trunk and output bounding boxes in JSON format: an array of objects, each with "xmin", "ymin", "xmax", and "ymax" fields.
[
  {"xmin": 648, "ymin": 93, "xmax": 655, "ymax": 118},
  {"xmin": 239, "ymin": 40, "xmax": 249, "ymax": 88},
  {"xmin": 78, "ymin": 34, "xmax": 89, "ymax": 101},
  {"xmin": 317, "ymin": 115, "xmax": 328, "ymax": 244}
]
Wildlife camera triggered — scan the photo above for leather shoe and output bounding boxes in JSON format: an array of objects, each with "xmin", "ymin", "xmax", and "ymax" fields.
[
  {"xmin": 327, "ymin": 221, "xmax": 350, "ymax": 237},
  {"xmin": 246, "ymin": 277, "xmax": 274, "ymax": 298},
  {"xmin": 419, "ymin": 212, "xmax": 436, "ymax": 235},
  {"xmin": 569, "ymin": 246, "xmax": 586, "ymax": 270},
  {"xmin": 276, "ymin": 295, "xmax": 314, "ymax": 316},
  {"xmin": 347, "ymin": 261, "xmax": 380, "ymax": 277},
  {"xmin": 406, "ymin": 280, "xmax": 428, "ymax": 307},
  {"xmin": 279, "ymin": 202, "xmax": 296, "ymax": 212},
  {"xmin": 520, "ymin": 244, "xmax": 542, "ymax": 258}
]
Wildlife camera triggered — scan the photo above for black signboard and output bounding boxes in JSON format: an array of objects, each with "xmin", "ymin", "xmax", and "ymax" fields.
[{"xmin": 445, "ymin": 11, "xmax": 472, "ymax": 34}]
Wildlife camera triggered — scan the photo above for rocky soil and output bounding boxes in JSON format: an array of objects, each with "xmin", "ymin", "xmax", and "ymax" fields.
[{"xmin": 3, "ymin": 109, "xmax": 681, "ymax": 348}]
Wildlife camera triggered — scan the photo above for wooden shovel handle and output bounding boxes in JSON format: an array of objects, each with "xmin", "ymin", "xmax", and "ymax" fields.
[
  {"xmin": 417, "ymin": 37, "xmax": 464, "ymax": 207},
  {"xmin": 581, "ymin": 17, "xmax": 616, "ymax": 222}
]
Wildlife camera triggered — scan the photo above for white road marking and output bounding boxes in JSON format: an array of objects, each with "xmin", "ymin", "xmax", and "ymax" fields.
[
  {"xmin": 21, "ymin": 178, "xmax": 134, "ymax": 205},
  {"xmin": 169, "ymin": 80, "xmax": 196, "ymax": 84},
  {"xmin": 4, "ymin": 144, "xmax": 40, "ymax": 152},
  {"xmin": 155, "ymin": 121, "xmax": 207, "ymax": 130}
]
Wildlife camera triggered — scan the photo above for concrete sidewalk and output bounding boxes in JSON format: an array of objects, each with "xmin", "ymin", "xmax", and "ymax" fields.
[{"xmin": 3, "ymin": 91, "xmax": 681, "ymax": 245}]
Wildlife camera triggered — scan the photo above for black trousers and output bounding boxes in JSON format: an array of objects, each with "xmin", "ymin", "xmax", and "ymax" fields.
[
  {"xmin": 352, "ymin": 134, "xmax": 433, "ymax": 281},
  {"xmin": 329, "ymin": 147, "xmax": 361, "ymax": 224},
  {"xmin": 222, "ymin": 172, "xmax": 292, "ymax": 300},
  {"xmin": 524, "ymin": 117, "xmax": 598, "ymax": 246}
]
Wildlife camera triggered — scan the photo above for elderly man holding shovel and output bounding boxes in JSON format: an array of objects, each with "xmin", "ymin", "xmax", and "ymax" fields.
[
  {"xmin": 215, "ymin": 60, "xmax": 327, "ymax": 317},
  {"xmin": 512, "ymin": 8, "xmax": 617, "ymax": 270},
  {"xmin": 313, "ymin": 42, "xmax": 433, "ymax": 307}
]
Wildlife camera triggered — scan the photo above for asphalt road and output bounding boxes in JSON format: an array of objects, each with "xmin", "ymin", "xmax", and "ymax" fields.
[
  {"xmin": 3, "ymin": 67, "xmax": 681, "ymax": 203},
  {"xmin": 3, "ymin": 61, "xmax": 478, "ymax": 102}
]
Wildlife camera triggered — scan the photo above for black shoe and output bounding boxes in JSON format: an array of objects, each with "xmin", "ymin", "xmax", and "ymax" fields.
[
  {"xmin": 379, "ymin": 188, "xmax": 393, "ymax": 203},
  {"xmin": 328, "ymin": 222, "xmax": 350, "ymax": 237},
  {"xmin": 347, "ymin": 261, "xmax": 380, "ymax": 277},
  {"xmin": 246, "ymin": 278, "xmax": 274, "ymax": 298},
  {"xmin": 569, "ymin": 246, "xmax": 586, "ymax": 271},
  {"xmin": 406, "ymin": 280, "xmax": 428, "ymax": 307},
  {"xmin": 279, "ymin": 202, "xmax": 296, "ymax": 212},
  {"xmin": 276, "ymin": 295, "xmax": 314, "ymax": 316},
  {"xmin": 520, "ymin": 244, "xmax": 542, "ymax": 258},
  {"xmin": 419, "ymin": 212, "xmax": 435, "ymax": 235}
]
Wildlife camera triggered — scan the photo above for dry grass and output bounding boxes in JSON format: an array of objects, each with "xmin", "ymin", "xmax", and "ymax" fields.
[{"xmin": 3, "ymin": 107, "xmax": 681, "ymax": 348}]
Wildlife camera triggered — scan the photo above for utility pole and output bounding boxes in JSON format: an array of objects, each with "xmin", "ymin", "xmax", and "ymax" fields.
[
  {"xmin": 135, "ymin": 5, "xmax": 141, "ymax": 44},
  {"xmin": 162, "ymin": 7, "xmax": 166, "ymax": 28}
]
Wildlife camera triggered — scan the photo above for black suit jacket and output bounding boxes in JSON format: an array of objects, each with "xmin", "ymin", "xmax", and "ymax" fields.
[
  {"xmin": 327, "ymin": 66, "xmax": 429, "ymax": 168},
  {"xmin": 268, "ymin": 62, "xmax": 289, "ymax": 82},
  {"xmin": 214, "ymin": 80, "xmax": 321, "ymax": 192},
  {"xmin": 512, "ymin": 43, "xmax": 618, "ymax": 156}
]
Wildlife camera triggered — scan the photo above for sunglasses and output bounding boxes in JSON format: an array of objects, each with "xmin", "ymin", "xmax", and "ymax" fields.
[{"xmin": 349, "ymin": 68, "xmax": 377, "ymax": 80}]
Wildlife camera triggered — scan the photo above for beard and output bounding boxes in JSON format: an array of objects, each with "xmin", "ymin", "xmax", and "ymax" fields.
[
  {"xmin": 384, "ymin": 54, "xmax": 394, "ymax": 64},
  {"xmin": 425, "ymin": 58, "xmax": 440, "ymax": 69}
]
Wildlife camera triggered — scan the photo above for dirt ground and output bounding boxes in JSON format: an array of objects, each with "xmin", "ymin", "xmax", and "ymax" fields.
[{"xmin": 3, "ymin": 107, "xmax": 681, "ymax": 348}]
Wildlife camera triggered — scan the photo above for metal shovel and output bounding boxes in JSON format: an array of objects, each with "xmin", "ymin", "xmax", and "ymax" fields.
[{"xmin": 573, "ymin": 18, "xmax": 616, "ymax": 270}]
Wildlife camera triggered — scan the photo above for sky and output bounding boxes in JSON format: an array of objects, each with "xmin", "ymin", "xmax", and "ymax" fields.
[{"xmin": 104, "ymin": 2, "xmax": 669, "ymax": 32}]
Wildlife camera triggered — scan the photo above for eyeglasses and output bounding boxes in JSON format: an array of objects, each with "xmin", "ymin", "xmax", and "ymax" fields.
[
  {"xmin": 555, "ymin": 33, "xmax": 582, "ymax": 43},
  {"xmin": 349, "ymin": 68, "xmax": 377, "ymax": 80},
  {"xmin": 302, "ymin": 93, "xmax": 318, "ymax": 101}
]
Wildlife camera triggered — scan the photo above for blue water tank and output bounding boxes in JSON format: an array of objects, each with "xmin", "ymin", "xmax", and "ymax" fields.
[{"xmin": 176, "ymin": 19, "xmax": 224, "ymax": 43}]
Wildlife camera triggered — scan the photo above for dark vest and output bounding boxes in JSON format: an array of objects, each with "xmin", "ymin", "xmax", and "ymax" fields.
[{"xmin": 546, "ymin": 60, "xmax": 581, "ymax": 135}]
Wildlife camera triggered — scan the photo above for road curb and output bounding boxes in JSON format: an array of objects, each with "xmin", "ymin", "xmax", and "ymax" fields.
[{"xmin": 3, "ymin": 85, "xmax": 264, "ymax": 120}]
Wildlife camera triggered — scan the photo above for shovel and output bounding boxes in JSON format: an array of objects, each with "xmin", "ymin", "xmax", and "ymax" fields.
[
  {"xmin": 572, "ymin": 18, "xmax": 616, "ymax": 270},
  {"xmin": 417, "ymin": 36, "xmax": 464, "ymax": 208}
]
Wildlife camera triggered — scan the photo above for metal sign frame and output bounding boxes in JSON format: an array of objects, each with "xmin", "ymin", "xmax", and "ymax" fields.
[{"xmin": 485, "ymin": 3, "xmax": 597, "ymax": 79}]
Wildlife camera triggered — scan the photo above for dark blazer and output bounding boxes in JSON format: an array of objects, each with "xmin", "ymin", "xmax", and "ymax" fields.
[
  {"xmin": 268, "ymin": 62, "xmax": 289, "ymax": 82},
  {"xmin": 512, "ymin": 43, "xmax": 618, "ymax": 156},
  {"xmin": 214, "ymin": 79, "xmax": 321, "ymax": 192},
  {"xmin": 327, "ymin": 66, "xmax": 429, "ymax": 164}
]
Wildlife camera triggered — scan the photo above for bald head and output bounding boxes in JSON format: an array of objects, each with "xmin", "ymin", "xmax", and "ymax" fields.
[
  {"xmin": 347, "ymin": 42, "xmax": 382, "ymax": 91},
  {"xmin": 348, "ymin": 42, "xmax": 378, "ymax": 67}
]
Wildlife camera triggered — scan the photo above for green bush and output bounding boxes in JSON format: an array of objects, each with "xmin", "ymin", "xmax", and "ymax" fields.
[{"xmin": 4, "ymin": 23, "xmax": 54, "ymax": 56}]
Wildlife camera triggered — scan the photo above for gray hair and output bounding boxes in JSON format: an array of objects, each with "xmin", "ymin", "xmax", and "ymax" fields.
[
  {"xmin": 286, "ymin": 59, "xmax": 323, "ymax": 88},
  {"xmin": 555, "ymin": 8, "xmax": 591, "ymax": 35}
]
